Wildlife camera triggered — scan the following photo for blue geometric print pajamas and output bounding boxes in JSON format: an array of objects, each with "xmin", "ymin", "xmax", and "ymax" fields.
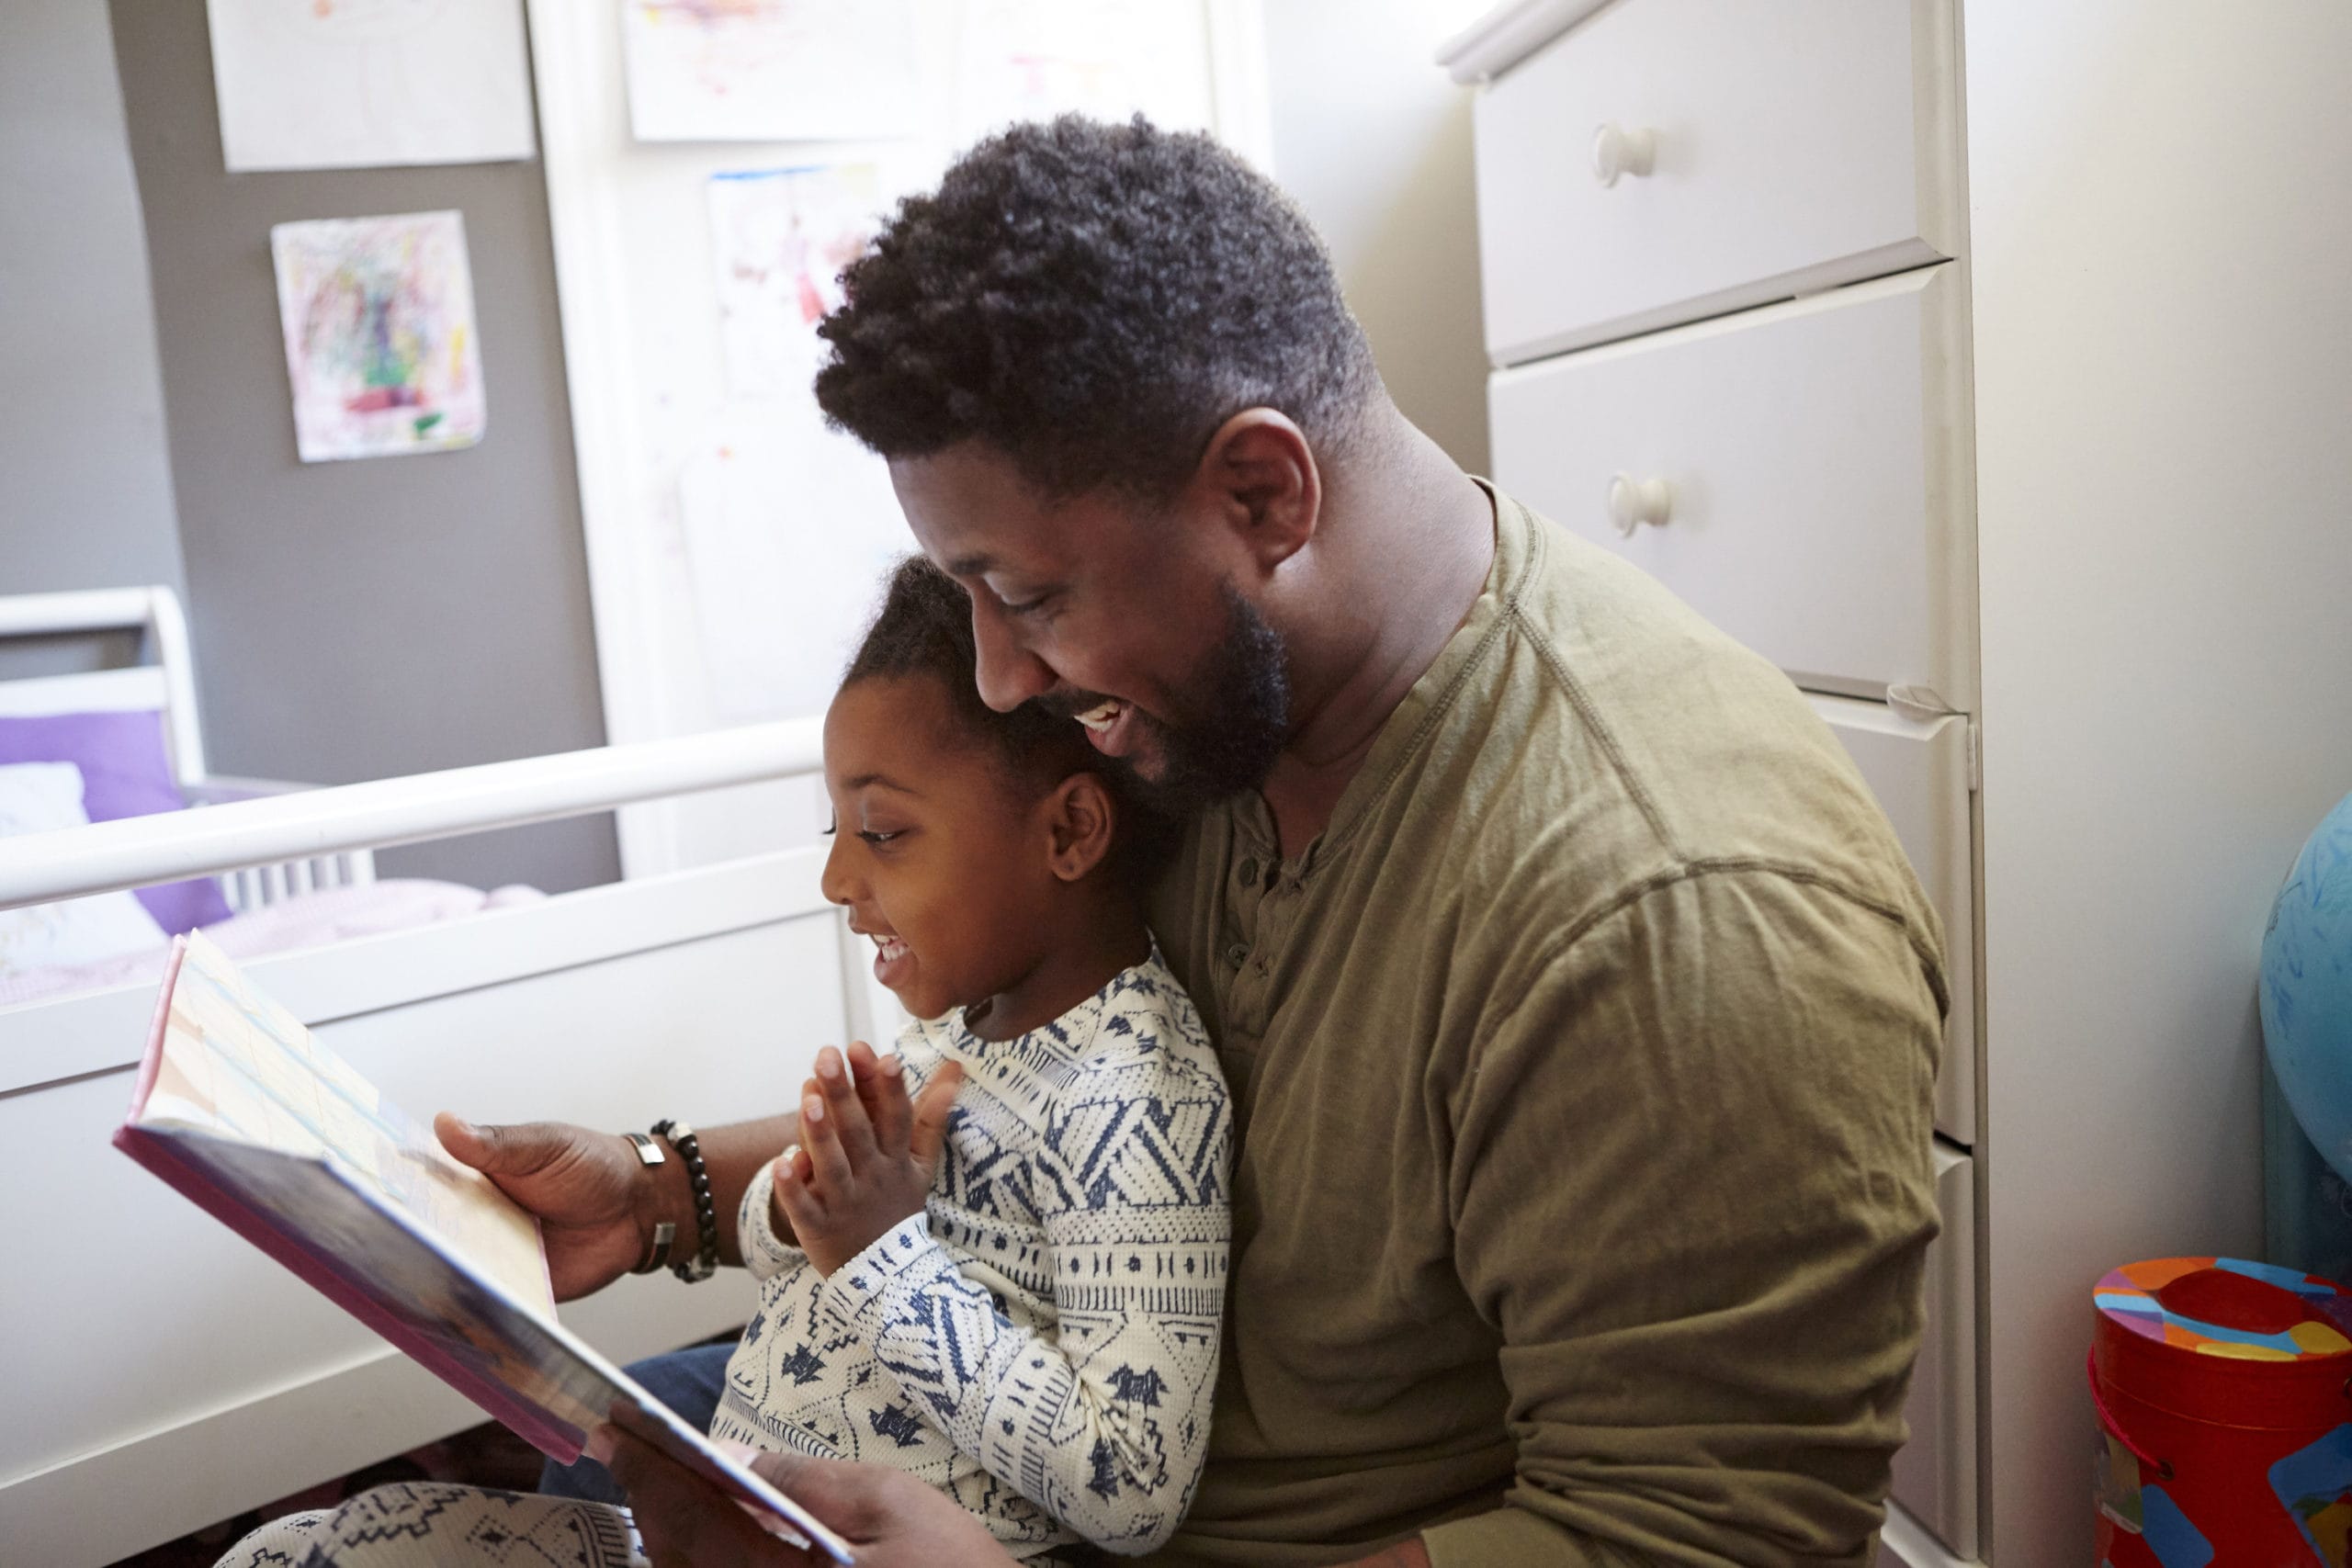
[{"xmin": 216, "ymin": 1483, "xmax": 645, "ymax": 1568}]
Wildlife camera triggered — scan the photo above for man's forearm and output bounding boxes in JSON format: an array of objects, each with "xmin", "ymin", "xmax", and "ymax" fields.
[
  {"xmin": 642, "ymin": 1114, "xmax": 797, "ymax": 1267},
  {"xmin": 1338, "ymin": 1539, "xmax": 1430, "ymax": 1568}
]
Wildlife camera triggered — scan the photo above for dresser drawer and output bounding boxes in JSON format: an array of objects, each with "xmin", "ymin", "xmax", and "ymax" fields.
[
  {"xmin": 1809, "ymin": 694, "xmax": 1976, "ymax": 1145},
  {"xmin": 1490, "ymin": 264, "xmax": 1974, "ymax": 709},
  {"xmin": 1471, "ymin": 0, "xmax": 1962, "ymax": 364},
  {"xmin": 1888, "ymin": 1139, "xmax": 1979, "ymax": 1560}
]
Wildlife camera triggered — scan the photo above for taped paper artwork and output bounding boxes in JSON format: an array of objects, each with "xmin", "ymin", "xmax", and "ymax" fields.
[
  {"xmin": 623, "ymin": 0, "xmax": 919, "ymax": 141},
  {"xmin": 270, "ymin": 210, "xmax": 487, "ymax": 463},
  {"xmin": 952, "ymin": 0, "xmax": 1216, "ymax": 144},
  {"xmin": 707, "ymin": 164, "xmax": 885, "ymax": 401},
  {"xmin": 206, "ymin": 0, "xmax": 537, "ymax": 173}
]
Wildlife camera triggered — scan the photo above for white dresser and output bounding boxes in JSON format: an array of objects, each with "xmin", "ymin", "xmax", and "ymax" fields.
[
  {"xmin": 1440, "ymin": 2, "xmax": 2352, "ymax": 1562},
  {"xmin": 1442, "ymin": 4, "xmax": 1983, "ymax": 1562}
]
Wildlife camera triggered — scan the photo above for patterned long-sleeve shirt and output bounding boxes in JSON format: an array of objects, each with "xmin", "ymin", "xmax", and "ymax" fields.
[{"xmin": 711, "ymin": 950, "xmax": 1231, "ymax": 1562}]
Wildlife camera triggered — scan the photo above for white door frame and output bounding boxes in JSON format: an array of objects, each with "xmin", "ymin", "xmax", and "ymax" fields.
[{"xmin": 527, "ymin": 0, "xmax": 1272, "ymax": 879}]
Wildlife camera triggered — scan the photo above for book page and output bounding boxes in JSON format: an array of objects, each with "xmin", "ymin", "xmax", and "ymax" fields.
[{"xmin": 138, "ymin": 934, "xmax": 553, "ymax": 1319}]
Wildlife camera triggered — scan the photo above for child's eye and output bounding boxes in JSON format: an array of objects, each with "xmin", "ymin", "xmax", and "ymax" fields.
[{"xmin": 858, "ymin": 829, "xmax": 904, "ymax": 846}]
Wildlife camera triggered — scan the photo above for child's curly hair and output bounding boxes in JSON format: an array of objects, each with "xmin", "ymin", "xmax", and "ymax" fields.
[{"xmin": 842, "ymin": 558, "xmax": 1177, "ymax": 879}]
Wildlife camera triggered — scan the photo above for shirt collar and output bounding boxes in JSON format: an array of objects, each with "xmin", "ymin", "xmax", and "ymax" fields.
[{"xmin": 930, "ymin": 945, "xmax": 1168, "ymax": 1052}]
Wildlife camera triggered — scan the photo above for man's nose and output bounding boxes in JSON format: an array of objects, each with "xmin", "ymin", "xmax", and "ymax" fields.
[{"xmin": 971, "ymin": 603, "xmax": 1057, "ymax": 713}]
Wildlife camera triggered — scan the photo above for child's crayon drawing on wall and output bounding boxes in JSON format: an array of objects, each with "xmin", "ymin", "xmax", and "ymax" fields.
[{"xmin": 270, "ymin": 209, "xmax": 486, "ymax": 463}]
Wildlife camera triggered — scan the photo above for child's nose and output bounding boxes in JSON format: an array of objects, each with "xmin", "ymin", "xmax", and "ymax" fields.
[{"xmin": 820, "ymin": 831, "xmax": 857, "ymax": 908}]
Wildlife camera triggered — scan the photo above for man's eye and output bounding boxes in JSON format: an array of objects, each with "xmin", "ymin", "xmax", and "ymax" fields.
[{"xmin": 999, "ymin": 589, "xmax": 1056, "ymax": 618}]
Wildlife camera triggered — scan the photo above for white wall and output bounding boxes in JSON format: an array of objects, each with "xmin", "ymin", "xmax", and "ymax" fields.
[
  {"xmin": 1263, "ymin": 0, "xmax": 1494, "ymax": 473},
  {"xmin": 1966, "ymin": 2, "xmax": 2352, "ymax": 1556}
]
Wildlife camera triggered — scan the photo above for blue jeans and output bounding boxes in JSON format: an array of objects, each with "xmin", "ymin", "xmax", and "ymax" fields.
[{"xmin": 539, "ymin": 1340, "xmax": 738, "ymax": 1505}]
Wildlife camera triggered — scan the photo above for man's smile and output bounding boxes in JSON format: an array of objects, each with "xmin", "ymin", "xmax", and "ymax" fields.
[{"xmin": 1074, "ymin": 699, "xmax": 1142, "ymax": 758}]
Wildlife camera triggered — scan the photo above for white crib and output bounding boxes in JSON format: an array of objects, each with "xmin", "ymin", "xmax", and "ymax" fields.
[
  {"xmin": 0, "ymin": 650, "xmax": 871, "ymax": 1562},
  {"xmin": 0, "ymin": 586, "xmax": 378, "ymax": 914}
]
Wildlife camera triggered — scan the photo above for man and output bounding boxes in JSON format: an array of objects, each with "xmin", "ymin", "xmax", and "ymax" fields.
[{"xmin": 451, "ymin": 117, "xmax": 1945, "ymax": 1567}]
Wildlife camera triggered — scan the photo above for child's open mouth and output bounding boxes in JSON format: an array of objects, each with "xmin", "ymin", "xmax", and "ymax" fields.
[{"xmin": 871, "ymin": 931, "xmax": 911, "ymax": 986}]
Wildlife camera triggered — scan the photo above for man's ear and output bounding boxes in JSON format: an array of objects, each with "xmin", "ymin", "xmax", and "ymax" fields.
[
  {"xmin": 1044, "ymin": 772, "xmax": 1118, "ymax": 884},
  {"xmin": 1193, "ymin": 409, "xmax": 1320, "ymax": 575}
]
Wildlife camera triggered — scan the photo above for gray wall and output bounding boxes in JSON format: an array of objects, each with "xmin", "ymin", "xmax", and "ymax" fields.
[
  {"xmin": 0, "ymin": 0, "xmax": 188, "ymax": 649},
  {"xmin": 1264, "ymin": 0, "xmax": 1491, "ymax": 475},
  {"xmin": 107, "ymin": 0, "xmax": 617, "ymax": 892}
]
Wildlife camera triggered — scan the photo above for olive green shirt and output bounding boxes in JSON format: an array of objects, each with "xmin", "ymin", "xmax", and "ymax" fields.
[{"xmin": 1143, "ymin": 489, "xmax": 1946, "ymax": 1567}]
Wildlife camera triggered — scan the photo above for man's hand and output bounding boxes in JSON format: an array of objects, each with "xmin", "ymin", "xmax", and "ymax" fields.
[
  {"xmin": 603, "ymin": 1405, "xmax": 1428, "ymax": 1568},
  {"xmin": 435, "ymin": 1113, "xmax": 653, "ymax": 1302},
  {"xmin": 768, "ymin": 1043, "xmax": 963, "ymax": 1277},
  {"xmin": 598, "ymin": 1405, "xmax": 1013, "ymax": 1567}
]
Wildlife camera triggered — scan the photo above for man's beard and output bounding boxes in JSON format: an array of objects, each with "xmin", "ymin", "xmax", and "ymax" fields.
[{"xmin": 1053, "ymin": 583, "xmax": 1292, "ymax": 820}]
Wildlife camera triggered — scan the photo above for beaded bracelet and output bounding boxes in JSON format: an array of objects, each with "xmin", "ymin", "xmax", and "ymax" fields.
[{"xmin": 650, "ymin": 1119, "xmax": 719, "ymax": 1283}]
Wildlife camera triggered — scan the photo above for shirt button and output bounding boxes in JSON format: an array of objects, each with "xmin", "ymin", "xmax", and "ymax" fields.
[
  {"xmin": 1236, "ymin": 856, "xmax": 1259, "ymax": 886},
  {"xmin": 1226, "ymin": 942, "xmax": 1249, "ymax": 969}
]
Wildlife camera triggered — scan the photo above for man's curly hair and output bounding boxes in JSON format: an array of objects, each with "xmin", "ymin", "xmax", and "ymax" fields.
[{"xmin": 814, "ymin": 115, "xmax": 1382, "ymax": 502}]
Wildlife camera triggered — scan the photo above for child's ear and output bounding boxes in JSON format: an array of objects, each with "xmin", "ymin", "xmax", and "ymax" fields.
[{"xmin": 1044, "ymin": 773, "xmax": 1117, "ymax": 884}]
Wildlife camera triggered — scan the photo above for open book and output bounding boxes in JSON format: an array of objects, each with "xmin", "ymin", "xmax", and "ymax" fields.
[{"xmin": 115, "ymin": 931, "xmax": 854, "ymax": 1563}]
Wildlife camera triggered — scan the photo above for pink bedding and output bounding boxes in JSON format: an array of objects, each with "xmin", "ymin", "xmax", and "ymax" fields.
[{"xmin": 0, "ymin": 879, "xmax": 544, "ymax": 1010}]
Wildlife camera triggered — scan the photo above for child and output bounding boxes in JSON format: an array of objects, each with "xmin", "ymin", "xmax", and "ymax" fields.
[{"xmin": 707, "ymin": 558, "xmax": 1231, "ymax": 1564}]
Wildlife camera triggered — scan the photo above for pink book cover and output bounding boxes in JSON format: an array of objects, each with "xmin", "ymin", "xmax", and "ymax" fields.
[{"xmin": 115, "ymin": 934, "xmax": 854, "ymax": 1563}]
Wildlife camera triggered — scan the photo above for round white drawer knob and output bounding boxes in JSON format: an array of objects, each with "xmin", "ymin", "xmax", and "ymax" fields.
[
  {"xmin": 1591, "ymin": 122, "xmax": 1657, "ymax": 187},
  {"xmin": 1607, "ymin": 473, "xmax": 1672, "ymax": 536}
]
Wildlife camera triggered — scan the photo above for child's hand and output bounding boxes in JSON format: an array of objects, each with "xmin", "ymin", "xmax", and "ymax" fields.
[{"xmin": 770, "ymin": 1042, "xmax": 964, "ymax": 1278}]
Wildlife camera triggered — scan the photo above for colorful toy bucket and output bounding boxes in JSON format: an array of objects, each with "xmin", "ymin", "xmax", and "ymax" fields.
[{"xmin": 2094, "ymin": 1258, "xmax": 2352, "ymax": 1565}]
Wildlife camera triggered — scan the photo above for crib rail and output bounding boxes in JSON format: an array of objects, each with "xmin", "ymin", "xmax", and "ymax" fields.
[
  {"xmin": 218, "ymin": 849, "xmax": 379, "ymax": 914},
  {"xmin": 0, "ymin": 719, "xmax": 824, "ymax": 914}
]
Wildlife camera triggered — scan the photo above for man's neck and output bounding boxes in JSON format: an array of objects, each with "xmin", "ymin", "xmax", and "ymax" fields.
[{"xmin": 1258, "ymin": 421, "xmax": 1497, "ymax": 858}]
